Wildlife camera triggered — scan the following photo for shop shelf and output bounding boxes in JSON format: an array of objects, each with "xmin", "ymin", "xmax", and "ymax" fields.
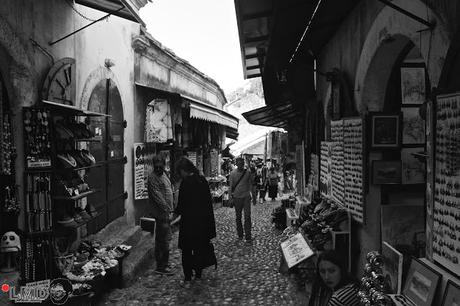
[
  {"xmin": 56, "ymin": 213, "xmax": 101, "ymax": 231},
  {"xmin": 26, "ymin": 230, "xmax": 53, "ymax": 236},
  {"xmin": 53, "ymin": 189, "xmax": 100, "ymax": 201},
  {"xmin": 74, "ymin": 137, "xmax": 103, "ymax": 142}
]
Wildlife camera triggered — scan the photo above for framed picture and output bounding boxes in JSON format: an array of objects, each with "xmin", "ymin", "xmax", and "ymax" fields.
[
  {"xmin": 401, "ymin": 147, "xmax": 425, "ymax": 184},
  {"xmin": 401, "ymin": 66, "xmax": 426, "ymax": 105},
  {"xmin": 403, "ymin": 257, "xmax": 441, "ymax": 306},
  {"xmin": 370, "ymin": 113, "xmax": 401, "ymax": 149},
  {"xmin": 382, "ymin": 242, "xmax": 403, "ymax": 294},
  {"xmin": 372, "ymin": 160, "xmax": 402, "ymax": 185},
  {"xmin": 441, "ymin": 280, "xmax": 460, "ymax": 306},
  {"xmin": 402, "ymin": 107, "xmax": 425, "ymax": 144}
]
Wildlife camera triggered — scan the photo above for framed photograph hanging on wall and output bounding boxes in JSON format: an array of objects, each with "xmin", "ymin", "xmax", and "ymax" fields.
[
  {"xmin": 401, "ymin": 147, "xmax": 425, "ymax": 184},
  {"xmin": 402, "ymin": 107, "xmax": 425, "ymax": 144},
  {"xmin": 369, "ymin": 113, "xmax": 401, "ymax": 149},
  {"xmin": 372, "ymin": 160, "xmax": 402, "ymax": 185},
  {"xmin": 401, "ymin": 66, "xmax": 426, "ymax": 105}
]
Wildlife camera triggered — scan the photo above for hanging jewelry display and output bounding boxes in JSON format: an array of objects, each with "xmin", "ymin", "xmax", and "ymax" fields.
[
  {"xmin": 23, "ymin": 108, "xmax": 52, "ymax": 168},
  {"xmin": 320, "ymin": 141, "xmax": 332, "ymax": 197},
  {"xmin": 1, "ymin": 113, "xmax": 15, "ymax": 175},
  {"xmin": 331, "ymin": 120, "xmax": 344, "ymax": 204},
  {"xmin": 433, "ymin": 92, "xmax": 460, "ymax": 276},
  {"xmin": 343, "ymin": 118, "xmax": 364, "ymax": 223}
]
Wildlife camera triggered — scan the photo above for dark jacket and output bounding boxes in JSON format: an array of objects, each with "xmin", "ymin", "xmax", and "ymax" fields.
[{"xmin": 175, "ymin": 174, "xmax": 217, "ymax": 250}]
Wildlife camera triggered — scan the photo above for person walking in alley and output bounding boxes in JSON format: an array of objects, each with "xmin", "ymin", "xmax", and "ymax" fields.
[
  {"xmin": 267, "ymin": 167, "xmax": 280, "ymax": 201},
  {"xmin": 148, "ymin": 155, "xmax": 174, "ymax": 276},
  {"xmin": 229, "ymin": 157, "xmax": 253, "ymax": 243},
  {"xmin": 174, "ymin": 157, "xmax": 217, "ymax": 286}
]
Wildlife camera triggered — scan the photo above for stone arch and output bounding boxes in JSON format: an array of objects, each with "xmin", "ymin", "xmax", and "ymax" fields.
[
  {"xmin": 354, "ymin": 0, "xmax": 450, "ymax": 112},
  {"xmin": 79, "ymin": 66, "xmax": 125, "ymax": 116}
]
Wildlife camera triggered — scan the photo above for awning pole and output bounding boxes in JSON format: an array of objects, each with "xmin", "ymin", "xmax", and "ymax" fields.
[
  {"xmin": 376, "ymin": 0, "xmax": 435, "ymax": 28},
  {"xmin": 49, "ymin": 6, "xmax": 124, "ymax": 45}
]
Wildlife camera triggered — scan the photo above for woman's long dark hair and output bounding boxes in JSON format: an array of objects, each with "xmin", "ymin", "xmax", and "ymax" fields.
[
  {"xmin": 175, "ymin": 156, "xmax": 200, "ymax": 176},
  {"xmin": 309, "ymin": 250, "xmax": 357, "ymax": 306}
]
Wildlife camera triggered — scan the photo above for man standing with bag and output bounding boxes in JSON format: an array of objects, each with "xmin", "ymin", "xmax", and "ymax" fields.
[{"xmin": 229, "ymin": 157, "xmax": 253, "ymax": 243}]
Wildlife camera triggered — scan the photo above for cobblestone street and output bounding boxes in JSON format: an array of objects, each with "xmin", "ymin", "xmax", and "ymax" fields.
[{"xmin": 99, "ymin": 198, "xmax": 308, "ymax": 305}]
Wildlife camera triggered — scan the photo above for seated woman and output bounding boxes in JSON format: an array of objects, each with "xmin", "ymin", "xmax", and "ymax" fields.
[{"xmin": 309, "ymin": 250, "xmax": 360, "ymax": 306}]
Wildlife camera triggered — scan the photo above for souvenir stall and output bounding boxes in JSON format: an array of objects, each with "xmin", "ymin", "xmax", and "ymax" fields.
[
  {"xmin": 17, "ymin": 101, "xmax": 134, "ymax": 303},
  {"xmin": 275, "ymin": 193, "xmax": 351, "ymax": 294},
  {"xmin": 0, "ymin": 79, "xmax": 20, "ymax": 274}
]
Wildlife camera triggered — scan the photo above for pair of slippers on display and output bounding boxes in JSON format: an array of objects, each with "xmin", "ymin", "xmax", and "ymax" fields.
[{"xmin": 57, "ymin": 150, "xmax": 96, "ymax": 168}]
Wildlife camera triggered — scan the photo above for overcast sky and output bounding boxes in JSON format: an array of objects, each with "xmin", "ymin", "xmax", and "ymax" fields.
[{"xmin": 139, "ymin": 0, "xmax": 246, "ymax": 94}]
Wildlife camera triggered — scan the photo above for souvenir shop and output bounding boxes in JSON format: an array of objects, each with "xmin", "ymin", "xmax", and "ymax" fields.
[{"xmin": 133, "ymin": 86, "xmax": 238, "ymax": 208}]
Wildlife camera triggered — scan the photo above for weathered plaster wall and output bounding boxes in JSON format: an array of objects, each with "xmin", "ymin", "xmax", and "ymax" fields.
[
  {"xmin": 133, "ymin": 35, "xmax": 227, "ymax": 110},
  {"xmin": 0, "ymin": 0, "xmax": 140, "ymax": 228},
  {"xmin": 315, "ymin": 0, "xmax": 452, "ymax": 275}
]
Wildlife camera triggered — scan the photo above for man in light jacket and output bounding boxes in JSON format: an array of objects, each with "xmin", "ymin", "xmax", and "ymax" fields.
[{"xmin": 148, "ymin": 155, "xmax": 174, "ymax": 275}]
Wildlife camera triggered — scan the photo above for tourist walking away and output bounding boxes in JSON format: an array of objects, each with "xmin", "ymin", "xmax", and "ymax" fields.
[
  {"xmin": 229, "ymin": 157, "xmax": 253, "ymax": 242},
  {"xmin": 309, "ymin": 250, "xmax": 360, "ymax": 306},
  {"xmin": 250, "ymin": 165, "xmax": 258, "ymax": 205},
  {"xmin": 267, "ymin": 167, "xmax": 280, "ymax": 201},
  {"xmin": 174, "ymin": 157, "xmax": 217, "ymax": 287},
  {"xmin": 148, "ymin": 155, "xmax": 175, "ymax": 275}
]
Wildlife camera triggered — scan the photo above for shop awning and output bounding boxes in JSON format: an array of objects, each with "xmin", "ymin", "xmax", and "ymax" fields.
[
  {"xmin": 242, "ymin": 103, "xmax": 299, "ymax": 129},
  {"xmin": 182, "ymin": 95, "xmax": 239, "ymax": 130},
  {"xmin": 226, "ymin": 127, "xmax": 239, "ymax": 140},
  {"xmin": 76, "ymin": 0, "xmax": 148, "ymax": 26}
]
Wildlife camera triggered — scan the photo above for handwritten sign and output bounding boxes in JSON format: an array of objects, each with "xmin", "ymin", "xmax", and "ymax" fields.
[{"xmin": 281, "ymin": 232, "xmax": 314, "ymax": 268}]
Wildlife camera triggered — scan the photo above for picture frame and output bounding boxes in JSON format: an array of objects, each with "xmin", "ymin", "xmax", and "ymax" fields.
[
  {"xmin": 441, "ymin": 280, "xmax": 460, "ymax": 306},
  {"xmin": 382, "ymin": 241, "xmax": 403, "ymax": 294},
  {"xmin": 402, "ymin": 107, "xmax": 425, "ymax": 145},
  {"xmin": 403, "ymin": 257, "xmax": 441, "ymax": 306},
  {"xmin": 369, "ymin": 113, "xmax": 401, "ymax": 149},
  {"xmin": 401, "ymin": 147, "xmax": 425, "ymax": 184},
  {"xmin": 372, "ymin": 160, "xmax": 402, "ymax": 185},
  {"xmin": 401, "ymin": 66, "xmax": 426, "ymax": 105}
]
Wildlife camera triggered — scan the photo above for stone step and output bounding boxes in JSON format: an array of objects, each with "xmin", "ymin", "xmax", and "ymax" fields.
[{"xmin": 121, "ymin": 231, "xmax": 155, "ymax": 287}]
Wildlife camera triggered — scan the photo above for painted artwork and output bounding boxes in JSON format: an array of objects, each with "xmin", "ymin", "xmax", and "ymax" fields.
[
  {"xmin": 402, "ymin": 107, "xmax": 425, "ymax": 144},
  {"xmin": 401, "ymin": 147, "xmax": 425, "ymax": 184},
  {"xmin": 404, "ymin": 258, "xmax": 441, "ymax": 306},
  {"xmin": 401, "ymin": 67, "xmax": 426, "ymax": 105},
  {"xmin": 382, "ymin": 242, "xmax": 403, "ymax": 294},
  {"xmin": 381, "ymin": 204, "xmax": 425, "ymax": 248}
]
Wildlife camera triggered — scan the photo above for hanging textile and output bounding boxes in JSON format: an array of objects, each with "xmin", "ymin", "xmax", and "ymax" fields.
[{"xmin": 145, "ymin": 99, "xmax": 173, "ymax": 143}]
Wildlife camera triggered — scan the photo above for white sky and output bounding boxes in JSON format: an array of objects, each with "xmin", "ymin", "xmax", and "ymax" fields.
[{"xmin": 139, "ymin": 0, "xmax": 246, "ymax": 94}]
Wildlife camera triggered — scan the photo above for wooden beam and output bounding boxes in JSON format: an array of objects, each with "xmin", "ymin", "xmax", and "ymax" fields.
[
  {"xmin": 242, "ymin": 10, "xmax": 273, "ymax": 21},
  {"xmin": 247, "ymin": 73, "xmax": 262, "ymax": 79},
  {"xmin": 246, "ymin": 64, "xmax": 262, "ymax": 70},
  {"xmin": 244, "ymin": 35, "xmax": 269, "ymax": 44},
  {"xmin": 245, "ymin": 52, "xmax": 265, "ymax": 59}
]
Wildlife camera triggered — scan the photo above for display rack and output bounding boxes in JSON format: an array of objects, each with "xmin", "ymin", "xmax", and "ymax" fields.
[
  {"xmin": 21, "ymin": 103, "xmax": 106, "ymax": 283},
  {"xmin": 433, "ymin": 93, "xmax": 460, "ymax": 277}
]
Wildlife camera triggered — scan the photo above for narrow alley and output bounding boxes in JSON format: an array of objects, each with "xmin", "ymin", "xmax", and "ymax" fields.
[{"xmin": 100, "ymin": 199, "xmax": 308, "ymax": 306}]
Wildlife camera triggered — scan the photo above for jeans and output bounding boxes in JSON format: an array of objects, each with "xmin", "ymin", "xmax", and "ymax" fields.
[
  {"xmin": 234, "ymin": 196, "xmax": 251, "ymax": 240},
  {"xmin": 155, "ymin": 220, "xmax": 172, "ymax": 270},
  {"xmin": 251, "ymin": 185, "xmax": 258, "ymax": 205}
]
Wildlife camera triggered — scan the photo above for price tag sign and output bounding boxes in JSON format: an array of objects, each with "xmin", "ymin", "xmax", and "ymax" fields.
[{"xmin": 281, "ymin": 232, "xmax": 314, "ymax": 268}]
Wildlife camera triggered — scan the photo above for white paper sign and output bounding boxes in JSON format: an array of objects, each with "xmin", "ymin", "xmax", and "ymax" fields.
[{"xmin": 281, "ymin": 232, "xmax": 314, "ymax": 268}]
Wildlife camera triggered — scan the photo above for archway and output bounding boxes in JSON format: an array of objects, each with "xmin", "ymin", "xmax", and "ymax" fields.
[{"xmin": 85, "ymin": 79, "xmax": 125, "ymax": 233}]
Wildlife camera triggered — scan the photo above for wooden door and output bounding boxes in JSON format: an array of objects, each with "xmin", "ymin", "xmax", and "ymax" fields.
[{"xmin": 86, "ymin": 79, "xmax": 125, "ymax": 233}]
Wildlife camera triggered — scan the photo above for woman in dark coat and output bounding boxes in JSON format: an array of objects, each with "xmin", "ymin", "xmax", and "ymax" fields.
[{"xmin": 174, "ymin": 157, "xmax": 217, "ymax": 285}]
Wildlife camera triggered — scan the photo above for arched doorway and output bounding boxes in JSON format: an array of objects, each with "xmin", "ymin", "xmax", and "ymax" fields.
[{"xmin": 86, "ymin": 79, "xmax": 125, "ymax": 234}]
